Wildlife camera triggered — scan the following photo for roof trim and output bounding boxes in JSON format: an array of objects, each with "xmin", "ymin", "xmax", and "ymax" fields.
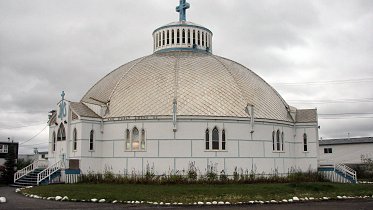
[{"xmin": 319, "ymin": 137, "xmax": 373, "ymax": 146}]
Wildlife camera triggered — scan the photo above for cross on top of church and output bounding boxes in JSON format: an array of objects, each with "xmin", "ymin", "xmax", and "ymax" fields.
[
  {"xmin": 58, "ymin": 91, "xmax": 66, "ymax": 120},
  {"xmin": 61, "ymin": 91, "xmax": 65, "ymax": 101},
  {"xmin": 176, "ymin": 0, "xmax": 190, "ymax": 21}
]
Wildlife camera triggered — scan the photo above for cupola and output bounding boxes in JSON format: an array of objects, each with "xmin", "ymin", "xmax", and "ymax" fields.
[{"xmin": 152, "ymin": 0, "xmax": 213, "ymax": 53}]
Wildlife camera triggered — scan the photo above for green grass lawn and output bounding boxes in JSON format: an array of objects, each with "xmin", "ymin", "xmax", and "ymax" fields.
[
  {"xmin": 23, "ymin": 183, "xmax": 373, "ymax": 203},
  {"xmin": 22, "ymin": 183, "xmax": 373, "ymax": 203}
]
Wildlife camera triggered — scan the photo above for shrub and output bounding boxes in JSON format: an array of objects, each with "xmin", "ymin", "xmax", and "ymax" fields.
[
  {"xmin": 103, "ymin": 169, "xmax": 115, "ymax": 183},
  {"xmin": 205, "ymin": 164, "xmax": 218, "ymax": 183},
  {"xmin": 187, "ymin": 162, "xmax": 198, "ymax": 182},
  {"xmin": 219, "ymin": 170, "xmax": 229, "ymax": 183},
  {"xmin": 144, "ymin": 163, "xmax": 155, "ymax": 183},
  {"xmin": 233, "ymin": 167, "xmax": 239, "ymax": 182}
]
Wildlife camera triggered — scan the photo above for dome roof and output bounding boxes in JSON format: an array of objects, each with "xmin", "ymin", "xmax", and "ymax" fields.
[{"xmin": 81, "ymin": 51, "xmax": 292, "ymax": 122}]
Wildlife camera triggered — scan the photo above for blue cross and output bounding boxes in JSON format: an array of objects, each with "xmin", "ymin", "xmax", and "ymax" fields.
[
  {"xmin": 176, "ymin": 0, "xmax": 190, "ymax": 21},
  {"xmin": 61, "ymin": 91, "xmax": 65, "ymax": 101},
  {"xmin": 58, "ymin": 91, "xmax": 66, "ymax": 120}
]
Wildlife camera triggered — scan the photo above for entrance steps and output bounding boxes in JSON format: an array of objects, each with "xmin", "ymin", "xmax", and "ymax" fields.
[{"xmin": 318, "ymin": 162, "xmax": 357, "ymax": 184}]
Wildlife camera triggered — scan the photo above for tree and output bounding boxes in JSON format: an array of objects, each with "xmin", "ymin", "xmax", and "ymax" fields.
[
  {"xmin": 17, "ymin": 158, "xmax": 32, "ymax": 170},
  {"xmin": 3, "ymin": 144, "xmax": 17, "ymax": 184}
]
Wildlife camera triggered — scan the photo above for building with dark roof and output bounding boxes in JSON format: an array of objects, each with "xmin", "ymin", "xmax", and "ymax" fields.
[
  {"xmin": 319, "ymin": 137, "xmax": 373, "ymax": 164},
  {"xmin": 0, "ymin": 141, "xmax": 19, "ymax": 166}
]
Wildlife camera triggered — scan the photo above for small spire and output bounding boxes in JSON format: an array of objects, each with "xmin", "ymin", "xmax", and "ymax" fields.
[{"xmin": 176, "ymin": 0, "xmax": 190, "ymax": 21}]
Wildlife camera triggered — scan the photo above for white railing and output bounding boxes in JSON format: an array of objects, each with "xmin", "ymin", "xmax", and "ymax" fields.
[
  {"xmin": 37, "ymin": 160, "xmax": 63, "ymax": 185},
  {"xmin": 335, "ymin": 163, "xmax": 357, "ymax": 182},
  {"xmin": 64, "ymin": 174, "xmax": 81, "ymax": 184},
  {"xmin": 14, "ymin": 160, "xmax": 49, "ymax": 183}
]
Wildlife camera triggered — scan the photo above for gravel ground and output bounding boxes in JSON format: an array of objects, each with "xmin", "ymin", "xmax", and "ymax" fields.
[{"xmin": 0, "ymin": 186, "xmax": 372, "ymax": 210}]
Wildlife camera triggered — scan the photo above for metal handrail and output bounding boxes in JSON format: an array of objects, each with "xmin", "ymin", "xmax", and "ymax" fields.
[
  {"xmin": 37, "ymin": 160, "xmax": 63, "ymax": 185},
  {"xmin": 335, "ymin": 163, "xmax": 357, "ymax": 181}
]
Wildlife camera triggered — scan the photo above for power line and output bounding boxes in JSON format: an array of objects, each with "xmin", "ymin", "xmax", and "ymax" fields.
[
  {"xmin": 19, "ymin": 125, "xmax": 48, "ymax": 145},
  {"xmin": 20, "ymin": 141, "xmax": 48, "ymax": 148},
  {"xmin": 0, "ymin": 122, "xmax": 46, "ymax": 130},
  {"xmin": 272, "ymin": 77, "xmax": 373, "ymax": 86},
  {"xmin": 287, "ymin": 98, "xmax": 373, "ymax": 104},
  {"xmin": 319, "ymin": 112, "xmax": 373, "ymax": 119},
  {"xmin": 1, "ymin": 110, "xmax": 46, "ymax": 114},
  {"xmin": 319, "ymin": 112, "xmax": 373, "ymax": 116},
  {"xmin": 319, "ymin": 116, "xmax": 373, "ymax": 119}
]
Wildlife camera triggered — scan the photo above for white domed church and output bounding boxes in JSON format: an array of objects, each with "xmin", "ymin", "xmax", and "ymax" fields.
[{"xmin": 48, "ymin": 1, "xmax": 318, "ymax": 176}]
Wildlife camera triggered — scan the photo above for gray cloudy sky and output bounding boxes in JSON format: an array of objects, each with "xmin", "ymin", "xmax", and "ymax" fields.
[{"xmin": 0, "ymin": 0, "xmax": 372, "ymax": 154}]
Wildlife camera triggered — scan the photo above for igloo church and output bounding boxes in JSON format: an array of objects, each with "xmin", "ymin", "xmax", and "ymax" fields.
[{"xmin": 47, "ymin": 0, "xmax": 319, "ymax": 177}]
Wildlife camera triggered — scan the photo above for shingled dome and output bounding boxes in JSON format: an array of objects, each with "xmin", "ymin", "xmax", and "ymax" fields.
[{"xmin": 81, "ymin": 50, "xmax": 292, "ymax": 122}]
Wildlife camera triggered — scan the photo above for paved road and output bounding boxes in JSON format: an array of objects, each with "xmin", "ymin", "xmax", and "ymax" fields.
[{"xmin": 0, "ymin": 186, "xmax": 372, "ymax": 210}]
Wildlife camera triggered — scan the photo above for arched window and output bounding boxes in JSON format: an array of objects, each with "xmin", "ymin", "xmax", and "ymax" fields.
[
  {"xmin": 158, "ymin": 32, "xmax": 161, "ymax": 47},
  {"xmin": 177, "ymin": 29, "xmax": 180, "ymax": 44},
  {"xmin": 182, "ymin": 29, "xmax": 185, "ymax": 44},
  {"xmin": 187, "ymin": 29, "xmax": 191, "ymax": 44},
  {"xmin": 206, "ymin": 33, "xmax": 209, "ymax": 48},
  {"xmin": 205, "ymin": 33, "xmax": 210, "ymax": 47},
  {"xmin": 125, "ymin": 129, "xmax": 130, "ymax": 150},
  {"xmin": 57, "ymin": 123, "xmax": 66, "ymax": 141},
  {"xmin": 272, "ymin": 131, "xmax": 275, "ymax": 151},
  {"xmin": 193, "ymin": 30, "xmax": 196, "ymax": 45},
  {"xmin": 73, "ymin": 128, "xmax": 77, "ymax": 151},
  {"xmin": 171, "ymin": 29, "xmax": 175, "ymax": 44},
  {"xmin": 303, "ymin": 133, "xmax": 308, "ymax": 152},
  {"xmin": 52, "ymin": 131, "xmax": 56, "ymax": 152},
  {"xmin": 276, "ymin": 130, "xmax": 281, "ymax": 151},
  {"xmin": 202, "ymin": 32, "xmax": 205, "ymax": 46},
  {"xmin": 89, "ymin": 130, "xmax": 94, "ymax": 151},
  {"xmin": 162, "ymin": 31, "xmax": 165, "ymax": 46},
  {"xmin": 167, "ymin": 30, "xmax": 170, "ymax": 45},
  {"xmin": 212, "ymin": 127, "xmax": 219, "ymax": 150},
  {"xmin": 197, "ymin": 31, "xmax": 200, "ymax": 45},
  {"xmin": 222, "ymin": 129, "xmax": 226, "ymax": 150},
  {"xmin": 281, "ymin": 132, "xmax": 284, "ymax": 151},
  {"xmin": 132, "ymin": 127, "xmax": 140, "ymax": 150},
  {"xmin": 141, "ymin": 129, "xmax": 146, "ymax": 150},
  {"xmin": 205, "ymin": 129, "xmax": 209, "ymax": 150}
]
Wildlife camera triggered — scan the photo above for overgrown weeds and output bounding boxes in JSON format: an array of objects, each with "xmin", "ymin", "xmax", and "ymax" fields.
[{"xmin": 79, "ymin": 162, "xmax": 326, "ymax": 185}]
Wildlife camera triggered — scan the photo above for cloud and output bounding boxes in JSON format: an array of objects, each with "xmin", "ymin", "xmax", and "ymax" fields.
[{"xmin": 0, "ymin": 0, "xmax": 372, "ymax": 153}]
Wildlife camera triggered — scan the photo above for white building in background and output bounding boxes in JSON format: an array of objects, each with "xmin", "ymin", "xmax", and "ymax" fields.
[
  {"xmin": 47, "ymin": 0, "xmax": 319, "ymax": 176},
  {"xmin": 319, "ymin": 137, "xmax": 373, "ymax": 164}
]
